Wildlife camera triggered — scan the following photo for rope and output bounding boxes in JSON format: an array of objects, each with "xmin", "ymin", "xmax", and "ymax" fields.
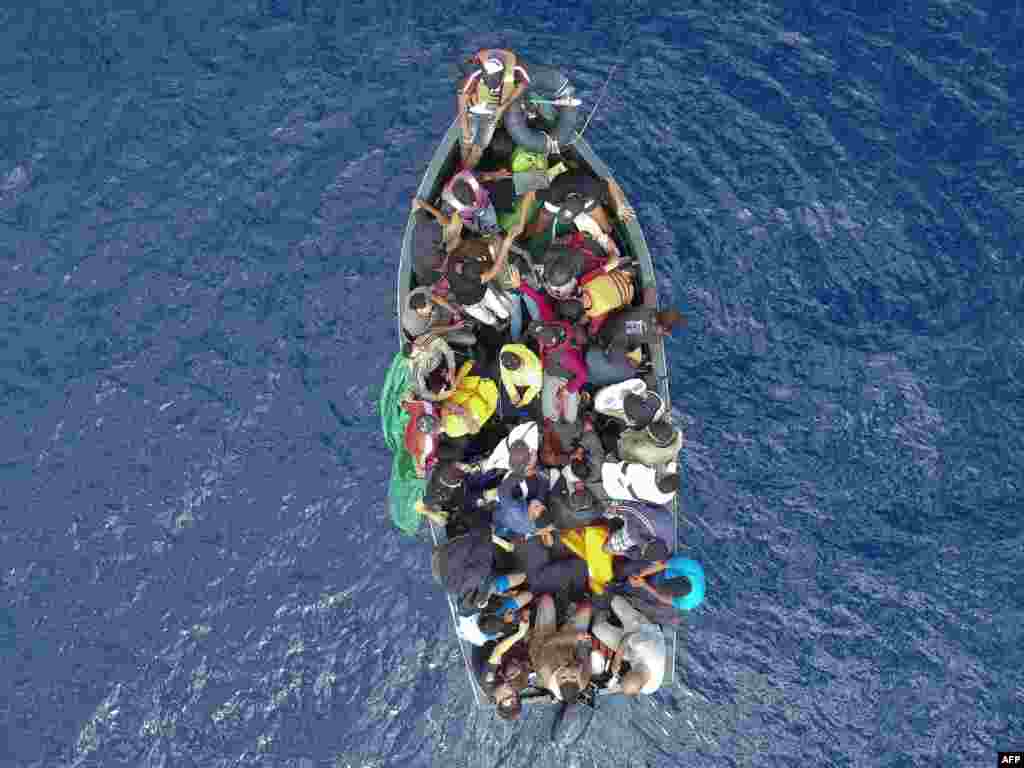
[{"xmin": 568, "ymin": 19, "xmax": 637, "ymax": 145}]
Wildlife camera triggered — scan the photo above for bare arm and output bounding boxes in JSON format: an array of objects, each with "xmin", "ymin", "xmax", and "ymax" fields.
[
  {"xmin": 413, "ymin": 198, "xmax": 451, "ymax": 227},
  {"xmin": 496, "ymin": 81, "xmax": 527, "ymax": 116},
  {"xmin": 636, "ymin": 560, "xmax": 668, "ymax": 579},
  {"xmin": 481, "ymin": 230, "xmax": 518, "ymax": 284},
  {"xmin": 488, "ymin": 622, "xmax": 529, "ymax": 665}
]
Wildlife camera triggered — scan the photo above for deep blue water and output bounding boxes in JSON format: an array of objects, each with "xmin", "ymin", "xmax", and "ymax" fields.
[{"xmin": 1, "ymin": 1, "xmax": 1022, "ymax": 766}]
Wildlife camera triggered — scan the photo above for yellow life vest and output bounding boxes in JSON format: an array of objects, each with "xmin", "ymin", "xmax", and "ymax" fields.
[
  {"xmin": 560, "ymin": 526, "xmax": 614, "ymax": 594},
  {"xmin": 584, "ymin": 270, "xmax": 635, "ymax": 319},
  {"xmin": 443, "ymin": 360, "xmax": 498, "ymax": 438}
]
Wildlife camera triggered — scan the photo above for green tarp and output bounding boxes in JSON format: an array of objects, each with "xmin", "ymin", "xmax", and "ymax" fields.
[{"xmin": 379, "ymin": 352, "xmax": 426, "ymax": 535}]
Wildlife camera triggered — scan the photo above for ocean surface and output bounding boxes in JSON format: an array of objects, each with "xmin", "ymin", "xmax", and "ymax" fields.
[{"xmin": 1, "ymin": 0, "xmax": 1022, "ymax": 766}]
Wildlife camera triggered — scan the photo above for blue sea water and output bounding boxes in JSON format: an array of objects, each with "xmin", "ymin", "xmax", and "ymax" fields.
[{"xmin": 1, "ymin": 0, "xmax": 1022, "ymax": 766}]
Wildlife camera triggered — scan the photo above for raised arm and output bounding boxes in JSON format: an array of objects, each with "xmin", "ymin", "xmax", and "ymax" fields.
[{"xmin": 481, "ymin": 205, "xmax": 528, "ymax": 283}]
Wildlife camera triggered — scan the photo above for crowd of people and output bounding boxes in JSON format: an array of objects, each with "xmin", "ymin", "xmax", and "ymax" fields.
[{"xmin": 396, "ymin": 48, "xmax": 706, "ymax": 719}]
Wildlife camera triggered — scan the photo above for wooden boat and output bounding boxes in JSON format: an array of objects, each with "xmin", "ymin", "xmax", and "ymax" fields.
[{"xmin": 397, "ymin": 118, "xmax": 679, "ymax": 709}]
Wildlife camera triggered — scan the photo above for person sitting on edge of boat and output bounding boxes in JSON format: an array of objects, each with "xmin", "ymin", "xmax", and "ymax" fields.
[
  {"xmin": 408, "ymin": 203, "xmax": 450, "ymax": 287},
  {"xmin": 412, "ymin": 196, "xmax": 465, "ymax": 261},
  {"xmin": 597, "ymin": 306, "xmax": 686, "ymax": 355},
  {"xmin": 618, "ymin": 418, "xmax": 683, "ymax": 468},
  {"xmin": 531, "ymin": 321, "xmax": 588, "ymax": 425},
  {"xmin": 525, "ymin": 171, "xmax": 636, "ymax": 253},
  {"xmin": 579, "ymin": 264, "xmax": 636, "ymax": 337},
  {"xmin": 441, "ymin": 169, "xmax": 504, "ymax": 238},
  {"xmin": 591, "ymin": 595, "xmax": 666, "ymax": 696},
  {"xmin": 595, "ymin": 386, "xmax": 666, "ymax": 431},
  {"xmin": 458, "ymin": 49, "xmax": 530, "ymax": 170},
  {"xmin": 601, "ymin": 460, "xmax": 679, "ymax": 506},
  {"xmin": 405, "ymin": 333, "xmax": 456, "ymax": 403},
  {"xmin": 456, "ymin": 572, "xmax": 533, "ymax": 646},
  {"xmin": 616, "ymin": 555, "xmax": 706, "ymax": 616},
  {"xmin": 498, "ymin": 343, "xmax": 543, "ymax": 410},
  {"xmin": 422, "ymin": 460, "xmax": 505, "ymax": 536},
  {"xmin": 402, "ymin": 286, "xmax": 476, "ymax": 347},
  {"xmin": 585, "ymin": 345, "xmax": 644, "ymax": 389},
  {"xmin": 481, "ymin": 612, "xmax": 532, "ymax": 720},
  {"xmin": 528, "ymin": 593, "xmax": 593, "ymax": 704}
]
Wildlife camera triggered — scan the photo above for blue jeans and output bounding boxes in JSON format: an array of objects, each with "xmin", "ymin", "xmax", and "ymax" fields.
[
  {"xmin": 585, "ymin": 348, "xmax": 636, "ymax": 388},
  {"xmin": 522, "ymin": 291, "xmax": 542, "ymax": 323},
  {"xmin": 507, "ymin": 291, "xmax": 524, "ymax": 341}
]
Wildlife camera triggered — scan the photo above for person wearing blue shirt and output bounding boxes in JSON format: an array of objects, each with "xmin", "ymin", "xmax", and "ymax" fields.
[
  {"xmin": 494, "ymin": 440, "xmax": 553, "ymax": 541},
  {"xmin": 627, "ymin": 556, "xmax": 706, "ymax": 612}
]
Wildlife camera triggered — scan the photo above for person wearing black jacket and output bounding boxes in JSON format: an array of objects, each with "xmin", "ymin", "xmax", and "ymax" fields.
[{"xmin": 597, "ymin": 307, "xmax": 685, "ymax": 354}]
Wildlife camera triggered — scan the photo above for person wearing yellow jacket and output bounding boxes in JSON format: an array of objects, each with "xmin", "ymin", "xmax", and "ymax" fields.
[
  {"xmin": 560, "ymin": 525, "xmax": 615, "ymax": 595},
  {"xmin": 498, "ymin": 344, "xmax": 543, "ymax": 409},
  {"xmin": 440, "ymin": 360, "xmax": 499, "ymax": 438}
]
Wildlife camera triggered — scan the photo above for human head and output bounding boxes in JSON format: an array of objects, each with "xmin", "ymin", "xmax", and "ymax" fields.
[
  {"xmin": 646, "ymin": 420, "xmax": 675, "ymax": 448},
  {"xmin": 543, "ymin": 249, "xmax": 579, "ymax": 299},
  {"xmin": 416, "ymin": 413, "xmax": 439, "ymax": 434},
  {"xmin": 410, "ymin": 292, "xmax": 430, "ymax": 315},
  {"xmin": 507, "ymin": 440, "xmax": 534, "ymax": 475},
  {"xmin": 451, "ymin": 178, "xmax": 477, "ymax": 207},
  {"xmin": 534, "ymin": 324, "xmax": 566, "ymax": 349},
  {"xmin": 569, "ymin": 457, "xmax": 591, "ymax": 480},
  {"xmin": 495, "ymin": 685, "xmax": 522, "ymax": 720},
  {"xmin": 655, "ymin": 473, "xmax": 679, "ymax": 494},
  {"xmin": 557, "ymin": 299, "xmax": 584, "ymax": 323},
  {"xmin": 655, "ymin": 309, "xmax": 685, "ymax": 334},
  {"xmin": 425, "ymin": 461, "xmax": 465, "ymax": 506},
  {"xmin": 661, "ymin": 575, "xmax": 692, "ymax": 597},
  {"xmin": 478, "ymin": 613, "xmax": 517, "ymax": 635},
  {"xmin": 443, "ymin": 170, "xmax": 491, "ymax": 216},
  {"xmin": 559, "ymin": 680, "xmax": 581, "ymax": 704},
  {"xmin": 621, "ymin": 668, "xmax": 650, "ymax": 696},
  {"xmin": 623, "ymin": 392, "xmax": 662, "ymax": 429},
  {"xmin": 500, "ymin": 349, "xmax": 522, "ymax": 372}
]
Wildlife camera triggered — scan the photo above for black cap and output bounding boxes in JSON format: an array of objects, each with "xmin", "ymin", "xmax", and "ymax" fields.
[
  {"xmin": 661, "ymin": 575, "xmax": 692, "ymax": 597},
  {"xmin": 544, "ymin": 247, "xmax": 582, "ymax": 287},
  {"xmin": 560, "ymin": 681, "xmax": 581, "ymax": 704},
  {"xmin": 655, "ymin": 473, "xmax": 679, "ymax": 493},
  {"xmin": 500, "ymin": 350, "xmax": 522, "ymax": 371},
  {"xmin": 623, "ymin": 392, "xmax": 662, "ymax": 428},
  {"xmin": 557, "ymin": 299, "xmax": 584, "ymax": 323}
]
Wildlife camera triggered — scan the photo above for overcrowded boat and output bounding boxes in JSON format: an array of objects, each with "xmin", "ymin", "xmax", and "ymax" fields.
[{"xmin": 380, "ymin": 48, "xmax": 705, "ymax": 724}]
